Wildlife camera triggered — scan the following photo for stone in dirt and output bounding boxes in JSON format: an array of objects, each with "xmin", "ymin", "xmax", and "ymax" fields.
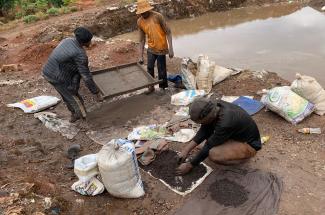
[
  {"xmin": 0, "ymin": 64, "xmax": 23, "ymax": 73},
  {"xmin": 209, "ymin": 178, "xmax": 249, "ymax": 207},
  {"xmin": 140, "ymin": 150, "xmax": 207, "ymax": 192}
]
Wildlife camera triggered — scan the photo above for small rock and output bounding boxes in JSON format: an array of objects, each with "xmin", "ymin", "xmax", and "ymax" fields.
[
  {"xmin": 44, "ymin": 197, "xmax": 52, "ymax": 209},
  {"xmin": 0, "ymin": 64, "xmax": 23, "ymax": 73},
  {"xmin": 50, "ymin": 207, "xmax": 60, "ymax": 215},
  {"xmin": 75, "ymin": 198, "xmax": 84, "ymax": 204},
  {"xmin": 17, "ymin": 183, "xmax": 35, "ymax": 196},
  {"xmin": 0, "ymin": 150, "xmax": 8, "ymax": 163}
]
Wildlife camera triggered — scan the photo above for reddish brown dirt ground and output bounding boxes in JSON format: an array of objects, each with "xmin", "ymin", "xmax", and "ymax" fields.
[{"xmin": 0, "ymin": 0, "xmax": 324, "ymax": 215}]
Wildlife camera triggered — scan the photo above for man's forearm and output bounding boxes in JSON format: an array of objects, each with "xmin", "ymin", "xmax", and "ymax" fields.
[
  {"xmin": 139, "ymin": 41, "xmax": 145, "ymax": 59},
  {"xmin": 190, "ymin": 144, "xmax": 210, "ymax": 166},
  {"xmin": 183, "ymin": 140, "xmax": 198, "ymax": 155},
  {"xmin": 84, "ymin": 78, "xmax": 99, "ymax": 94},
  {"xmin": 167, "ymin": 34, "xmax": 173, "ymax": 51}
]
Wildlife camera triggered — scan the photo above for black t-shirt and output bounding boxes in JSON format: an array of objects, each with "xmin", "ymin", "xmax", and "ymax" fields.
[{"xmin": 190, "ymin": 100, "xmax": 261, "ymax": 166}]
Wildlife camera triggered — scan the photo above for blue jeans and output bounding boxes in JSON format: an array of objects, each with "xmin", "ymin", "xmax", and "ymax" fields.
[{"xmin": 147, "ymin": 51, "xmax": 168, "ymax": 88}]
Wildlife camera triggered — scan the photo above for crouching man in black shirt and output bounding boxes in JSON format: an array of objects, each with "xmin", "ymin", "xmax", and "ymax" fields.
[{"xmin": 175, "ymin": 97, "xmax": 262, "ymax": 175}]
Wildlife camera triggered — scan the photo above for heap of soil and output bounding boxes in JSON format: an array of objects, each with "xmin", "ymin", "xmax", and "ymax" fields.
[
  {"xmin": 19, "ymin": 42, "xmax": 58, "ymax": 65},
  {"xmin": 209, "ymin": 179, "xmax": 249, "ymax": 207},
  {"xmin": 140, "ymin": 150, "xmax": 207, "ymax": 192}
]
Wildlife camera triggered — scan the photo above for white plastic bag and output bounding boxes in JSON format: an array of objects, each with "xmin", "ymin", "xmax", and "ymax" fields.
[
  {"xmin": 97, "ymin": 139, "xmax": 145, "ymax": 198},
  {"xmin": 165, "ymin": 129, "xmax": 196, "ymax": 143},
  {"xmin": 171, "ymin": 90, "xmax": 206, "ymax": 106},
  {"xmin": 127, "ymin": 125, "xmax": 167, "ymax": 141},
  {"xmin": 175, "ymin": 107, "xmax": 189, "ymax": 117},
  {"xmin": 261, "ymin": 86, "xmax": 314, "ymax": 124},
  {"xmin": 34, "ymin": 112, "xmax": 80, "ymax": 139},
  {"xmin": 7, "ymin": 96, "xmax": 60, "ymax": 113},
  {"xmin": 71, "ymin": 176, "xmax": 105, "ymax": 196},
  {"xmin": 213, "ymin": 65, "xmax": 234, "ymax": 85},
  {"xmin": 291, "ymin": 73, "xmax": 325, "ymax": 116},
  {"xmin": 181, "ymin": 58, "xmax": 196, "ymax": 90},
  {"xmin": 221, "ymin": 95, "xmax": 254, "ymax": 103},
  {"xmin": 74, "ymin": 154, "xmax": 99, "ymax": 182}
]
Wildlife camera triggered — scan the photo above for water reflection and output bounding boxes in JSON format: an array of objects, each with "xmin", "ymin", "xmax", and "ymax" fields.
[
  {"xmin": 173, "ymin": 6, "xmax": 325, "ymax": 85},
  {"xmin": 116, "ymin": 4, "xmax": 325, "ymax": 85}
]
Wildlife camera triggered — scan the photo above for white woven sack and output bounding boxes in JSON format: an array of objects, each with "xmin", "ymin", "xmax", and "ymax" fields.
[
  {"xmin": 261, "ymin": 86, "xmax": 314, "ymax": 124},
  {"xmin": 97, "ymin": 139, "xmax": 145, "ymax": 198},
  {"xmin": 7, "ymin": 96, "xmax": 60, "ymax": 113},
  {"xmin": 291, "ymin": 73, "xmax": 325, "ymax": 115}
]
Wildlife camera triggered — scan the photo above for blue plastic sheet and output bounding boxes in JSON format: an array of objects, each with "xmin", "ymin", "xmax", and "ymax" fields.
[{"xmin": 232, "ymin": 96, "xmax": 265, "ymax": 115}]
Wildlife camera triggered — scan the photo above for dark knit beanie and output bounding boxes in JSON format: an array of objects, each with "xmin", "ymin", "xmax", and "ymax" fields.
[
  {"xmin": 74, "ymin": 27, "xmax": 93, "ymax": 44},
  {"xmin": 189, "ymin": 97, "xmax": 219, "ymax": 122}
]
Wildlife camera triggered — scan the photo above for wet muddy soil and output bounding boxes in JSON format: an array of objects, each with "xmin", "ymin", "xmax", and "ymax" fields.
[{"xmin": 87, "ymin": 93, "xmax": 169, "ymax": 128}]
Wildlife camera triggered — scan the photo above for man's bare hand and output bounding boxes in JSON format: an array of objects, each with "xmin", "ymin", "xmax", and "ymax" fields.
[
  {"xmin": 175, "ymin": 162, "xmax": 193, "ymax": 175},
  {"xmin": 169, "ymin": 49, "xmax": 174, "ymax": 59},
  {"xmin": 176, "ymin": 151, "xmax": 189, "ymax": 164},
  {"xmin": 95, "ymin": 93, "xmax": 103, "ymax": 102},
  {"xmin": 138, "ymin": 57, "xmax": 144, "ymax": 65}
]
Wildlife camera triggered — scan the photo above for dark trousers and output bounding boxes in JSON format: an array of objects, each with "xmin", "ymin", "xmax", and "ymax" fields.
[
  {"xmin": 50, "ymin": 82, "xmax": 87, "ymax": 119},
  {"xmin": 147, "ymin": 51, "xmax": 168, "ymax": 88}
]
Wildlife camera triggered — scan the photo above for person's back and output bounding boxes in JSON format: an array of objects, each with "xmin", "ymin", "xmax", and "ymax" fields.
[
  {"xmin": 43, "ymin": 37, "xmax": 86, "ymax": 84},
  {"xmin": 217, "ymin": 100, "xmax": 260, "ymax": 146},
  {"xmin": 42, "ymin": 27, "xmax": 100, "ymax": 123}
]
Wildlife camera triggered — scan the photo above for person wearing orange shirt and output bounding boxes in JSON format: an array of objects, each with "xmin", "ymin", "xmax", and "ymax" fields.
[{"xmin": 137, "ymin": 0, "xmax": 174, "ymax": 94}]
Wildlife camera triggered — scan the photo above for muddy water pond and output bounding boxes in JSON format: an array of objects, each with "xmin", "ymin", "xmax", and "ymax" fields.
[{"xmin": 117, "ymin": 4, "xmax": 325, "ymax": 85}]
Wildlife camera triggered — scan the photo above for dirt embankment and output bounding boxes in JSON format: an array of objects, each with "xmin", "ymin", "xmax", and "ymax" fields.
[
  {"xmin": 308, "ymin": 0, "xmax": 325, "ymax": 11},
  {"xmin": 72, "ymin": 0, "xmax": 304, "ymax": 38}
]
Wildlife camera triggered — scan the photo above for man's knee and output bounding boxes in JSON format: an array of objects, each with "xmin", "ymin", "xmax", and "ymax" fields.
[{"xmin": 208, "ymin": 149, "xmax": 225, "ymax": 163}]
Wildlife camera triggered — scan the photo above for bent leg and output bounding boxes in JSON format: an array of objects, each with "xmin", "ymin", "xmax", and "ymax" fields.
[
  {"xmin": 52, "ymin": 83, "xmax": 86, "ymax": 119},
  {"xmin": 147, "ymin": 51, "xmax": 157, "ymax": 78},
  {"xmin": 208, "ymin": 141, "xmax": 257, "ymax": 165}
]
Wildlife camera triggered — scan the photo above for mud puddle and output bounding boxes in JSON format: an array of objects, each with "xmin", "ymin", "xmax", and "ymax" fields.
[
  {"xmin": 117, "ymin": 4, "xmax": 325, "ymax": 85},
  {"xmin": 87, "ymin": 93, "xmax": 168, "ymax": 129}
]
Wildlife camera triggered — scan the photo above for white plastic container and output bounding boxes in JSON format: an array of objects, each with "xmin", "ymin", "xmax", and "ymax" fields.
[{"xmin": 74, "ymin": 154, "xmax": 99, "ymax": 182}]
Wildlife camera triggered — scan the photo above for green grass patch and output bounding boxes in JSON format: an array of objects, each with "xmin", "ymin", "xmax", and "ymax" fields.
[
  {"xmin": 47, "ymin": 7, "xmax": 60, "ymax": 16},
  {"xmin": 23, "ymin": 15, "xmax": 39, "ymax": 23}
]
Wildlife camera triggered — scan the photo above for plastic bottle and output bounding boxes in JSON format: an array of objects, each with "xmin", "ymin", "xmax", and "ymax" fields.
[
  {"xmin": 297, "ymin": 128, "xmax": 321, "ymax": 134},
  {"xmin": 261, "ymin": 136, "xmax": 270, "ymax": 144}
]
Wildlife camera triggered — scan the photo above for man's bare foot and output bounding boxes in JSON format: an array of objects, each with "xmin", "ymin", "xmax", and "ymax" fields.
[
  {"xmin": 155, "ymin": 88, "xmax": 166, "ymax": 96},
  {"xmin": 145, "ymin": 86, "xmax": 155, "ymax": 94}
]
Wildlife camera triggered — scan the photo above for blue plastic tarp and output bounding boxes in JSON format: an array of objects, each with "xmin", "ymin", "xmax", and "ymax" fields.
[{"xmin": 232, "ymin": 96, "xmax": 265, "ymax": 115}]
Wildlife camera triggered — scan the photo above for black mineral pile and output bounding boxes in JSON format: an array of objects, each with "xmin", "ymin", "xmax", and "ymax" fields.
[
  {"xmin": 140, "ymin": 150, "xmax": 207, "ymax": 192},
  {"xmin": 209, "ymin": 178, "xmax": 249, "ymax": 207}
]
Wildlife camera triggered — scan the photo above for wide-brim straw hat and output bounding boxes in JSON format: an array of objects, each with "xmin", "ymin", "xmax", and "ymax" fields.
[{"xmin": 136, "ymin": 0, "xmax": 154, "ymax": 14}]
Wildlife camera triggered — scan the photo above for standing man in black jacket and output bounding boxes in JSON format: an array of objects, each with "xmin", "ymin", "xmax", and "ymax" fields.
[
  {"xmin": 42, "ymin": 27, "xmax": 101, "ymax": 123},
  {"xmin": 176, "ymin": 97, "xmax": 262, "ymax": 175}
]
